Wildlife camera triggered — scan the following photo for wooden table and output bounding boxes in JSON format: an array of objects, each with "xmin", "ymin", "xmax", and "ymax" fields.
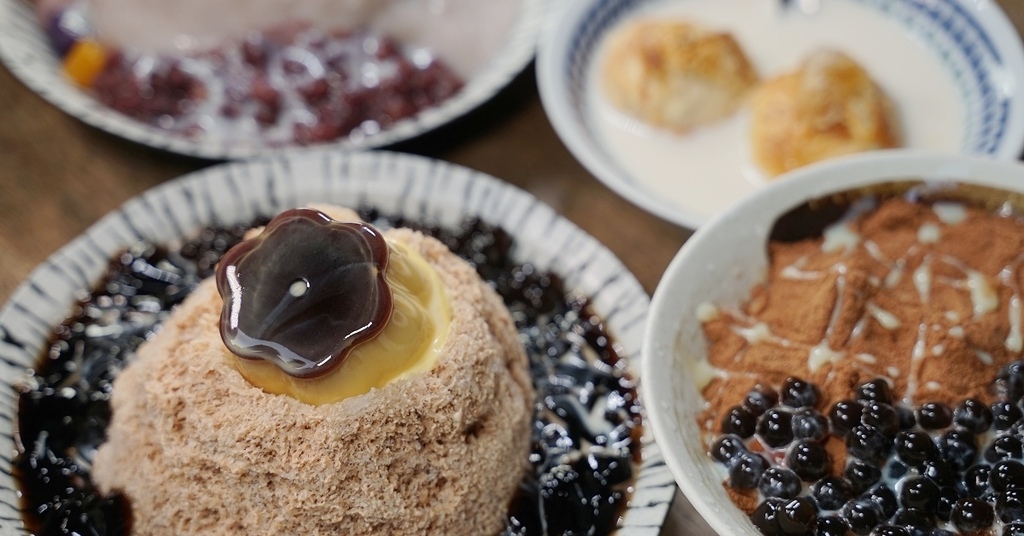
[{"xmin": 1, "ymin": 2, "xmax": 1023, "ymax": 533}]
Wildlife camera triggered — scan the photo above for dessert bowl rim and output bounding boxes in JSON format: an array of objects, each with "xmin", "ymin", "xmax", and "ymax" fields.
[
  {"xmin": 641, "ymin": 149, "xmax": 1024, "ymax": 534},
  {"xmin": 0, "ymin": 148, "xmax": 674, "ymax": 534}
]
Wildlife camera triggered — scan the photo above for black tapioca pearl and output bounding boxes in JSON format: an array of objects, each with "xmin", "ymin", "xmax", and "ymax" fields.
[
  {"xmin": 992, "ymin": 401, "xmax": 1024, "ymax": 431},
  {"xmin": 781, "ymin": 377, "xmax": 820, "ymax": 409},
  {"xmin": 1005, "ymin": 523, "xmax": 1024, "ymax": 536},
  {"xmin": 744, "ymin": 385, "xmax": 780, "ymax": 417},
  {"xmin": 897, "ymin": 476, "xmax": 939, "ymax": 510},
  {"xmin": 721, "ymin": 405, "xmax": 758, "ymax": 438},
  {"xmin": 758, "ymin": 467, "xmax": 802, "ymax": 500},
  {"xmin": 868, "ymin": 526, "xmax": 910, "ymax": 536},
  {"xmin": 916, "ymin": 402, "xmax": 953, "ymax": 430},
  {"xmin": 993, "ymin": 361, "xmax": 1024, "ymax": 402},
  {"xmin": 951, "ymin": 496, "xmax": 995, "ymax": 533},
  {"xmin": 758, "ymin": 408, "xmax": 795, "ymax": 449},
  {"xmin": 709, "ymin": 434, "xmax": 747, "ymax": 466},
  {"xmin": 787, "ymin": 440, "xmax": 831, "ymax": 482},
  {"xmin": 890, "ymin": 507, "xmax": 934, "ymax": 536},
  {"xmin": 894, "ymin": 430, "xmax": 939, "ymax": 468},
  {"xmin": 896, "ymin": 406, "xmax": 916, "ymax": 431},
  {"xmin": 729, "ymin": 451, "xmax": 770, "ymax": 490},
  {"xmin": 997, "ymin": 488, "xmax": 1024, "ymax": 523},
  {"xmin": 812, "ymin": 476, "xmax": 852, "ymax": 510},
  {"xmin": 856, "ymin": 379, "xmax": 893, "ymax": 405},
  {"xmin": 845, "ymin": 461, "xmax": 882, "ymax": 495},
  {"xmin": 991, "ymin": 460, "xmax": 1024, "ymax": 492},
  {"xmin": 750, "ymin": 497, "xmax": 785, "ymax": 534},
  {"xmin": 962, "ymin": 464, "xmax": 993, "ymax": 497},
  {"xmin": 986, "ymin": 435, "xmax": 1024, "ymax": 463},
  {"xmin": 829, "ymin": 400, "xmax": 863, "ymax": 436},
  {"xmin": 861, "ymin": 402, "xmax": 899, "ymax": 437},
  {"xmin": 937, "ymin": 429, "xmax": 978, "ymax": 471},
  {"xmin": 846, "ymin": 425, "xmax": 892, "ymax": 465},
  {"xmin": 863, "ymin": 483, "xmax": 898, "ymax": 519},
  {"xmin": 792, "ymin": 408, "xmax": 829, "ymax": 443},
  {"xmin": 920, "ymin": 459, "xmax": 959, "ymax": 488},
  {"xmin": 953, "ymin": 398, "xmax": 994, "ymax": 434},
  {"xmin": 841, "ymin": 498, "xmax": 885, "ymax": 535},
  {"xmin": 815, "ymin": 515, "xmax": 849, "ymax": 536},
  {"xmin": 936, "ymin": 486, "xmax": 959, "ymax": 523},
  {"xmin": 539, "ymin": 464, "xmax": 591, "ymax": 532},
  {"xmin": 778, "ymin": 497, "xmax": 818, "ymax": 534},
  {"xmin": 580, "ymin": 451, "xmax": 632, "ymax": 488}
]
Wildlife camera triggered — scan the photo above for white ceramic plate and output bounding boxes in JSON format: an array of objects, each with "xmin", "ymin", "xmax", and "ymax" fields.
[
  {"xmin": 538, "ymin": 0, "xmax": 1024, "ymax": 229},
  {"xmin": 642, "ymin": 150, "xmax": 1024, "ymax": 534},
  {"xmin": 0, "ymin": 150, "xmax": 673, "ymax": 534},
  {"xmin": 0, "ymin": 0, "xmax": 546, "ymax": 159}
]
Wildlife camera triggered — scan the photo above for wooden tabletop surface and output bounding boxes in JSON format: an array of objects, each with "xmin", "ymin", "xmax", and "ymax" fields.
[{"xmin": 2, "ymin": 2, "xmax": 1024, "ymax": 534}]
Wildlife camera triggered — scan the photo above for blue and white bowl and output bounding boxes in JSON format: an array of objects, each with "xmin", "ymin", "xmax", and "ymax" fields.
[
  {"xmin": 0, "ymin": 0, "xmax": 546, "ymax": 159},
  {"xmin": 538, "ymin": 0, "xmax": 1024, "ymax": 229},
  {"xmin": 0, "ymin": 150, "xmax": 674, "ymax": 534}
]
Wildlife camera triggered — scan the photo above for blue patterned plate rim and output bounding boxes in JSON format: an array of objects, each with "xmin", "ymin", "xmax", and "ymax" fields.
[{"xmin": 0, "ymin": 150, "xmax": 674, "ymax": 534}]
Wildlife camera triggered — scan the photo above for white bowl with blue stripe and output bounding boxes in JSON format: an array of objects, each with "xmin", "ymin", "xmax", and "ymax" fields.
[
  {"xmin": 643, "ymin": 150, "xmax": 1024, "ymax": 534},
  {"xmin": 538, "ymin": 0, "xmax": 1024, "ymax": 230}
]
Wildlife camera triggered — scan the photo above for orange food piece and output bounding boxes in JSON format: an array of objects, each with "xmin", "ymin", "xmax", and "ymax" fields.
[{"xmin": 63, "ymin": 40, "xmax": 107, "ymax": 87}]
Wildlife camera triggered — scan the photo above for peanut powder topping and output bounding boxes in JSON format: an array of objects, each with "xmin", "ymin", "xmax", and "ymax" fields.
[{"xmin": 700, "ymin": 196, "xmax": 1024, "ymax": 430}]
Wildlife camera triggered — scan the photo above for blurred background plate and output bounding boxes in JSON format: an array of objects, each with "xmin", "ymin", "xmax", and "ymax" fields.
[
  {"xmin": 0, "ymin": 150, "xmax": 674, "ymax": 534},
  {"xmin": 538, "ymin": 0, "xmax": 1024, "ymax": 229},
  {"xmin": 0, "ymin": 0, "xmax": 546, "ymax": 159}
]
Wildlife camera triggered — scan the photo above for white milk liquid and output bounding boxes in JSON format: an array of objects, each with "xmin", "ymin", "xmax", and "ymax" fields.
[{"xmin": 587, "ymin": 0, "xmax": 964, "ymax": 225}]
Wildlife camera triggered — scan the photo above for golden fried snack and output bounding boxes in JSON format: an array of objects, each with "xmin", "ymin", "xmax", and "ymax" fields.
[
  {"xmin": 750, "ymin": 49, "xmax": 901, "ymax": 178},
  {"xmin": 602, "ymin": 19, "xmax": 758, "ymax": 133}
]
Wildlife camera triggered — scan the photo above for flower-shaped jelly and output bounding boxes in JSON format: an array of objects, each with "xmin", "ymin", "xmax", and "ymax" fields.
[{"xmin": 216, "ymin": 208, "xmax": 393, "ymax": 379}]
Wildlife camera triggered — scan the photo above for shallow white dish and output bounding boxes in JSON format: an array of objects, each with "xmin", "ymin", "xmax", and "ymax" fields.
[
  {"xmin": 538, "ymin": 0, "xmax": 1024, "ymax": 229},
  {"xmin": 0, "ymin": 0, "xmax": 545, "ymax": 159},
  {"xmin": 641, "ymin": 150, "xmax": 1024, "ymax": 533},
  {"xmin": 0, "ymin": 150, "xmax": 673, "ymax": 534}
]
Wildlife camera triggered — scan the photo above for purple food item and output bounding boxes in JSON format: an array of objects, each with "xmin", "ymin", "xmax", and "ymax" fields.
[
  {"xmin": 84, "ymin": 26, "xmax": 463, "ymax": 145},
  {"xmin": 40, "ymin": 2, "xmax": 90, "ymax": 57}
]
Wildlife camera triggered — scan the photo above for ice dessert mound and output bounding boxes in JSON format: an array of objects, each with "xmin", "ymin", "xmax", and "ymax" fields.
[
  {"xmin": 88, "ymin": 207, "xmax": 533, "ymax": 534},
  {"xmin": 13, "ymin": 206, "xmax": 642, "ymax": 535},
  {"xmin": 696, "ymin": 187, "xmax": 1024, "ymax": 535}
]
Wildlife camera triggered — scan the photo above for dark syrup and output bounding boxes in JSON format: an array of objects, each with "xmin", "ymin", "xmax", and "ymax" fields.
[{"xmin": 14, "ymin": 212, "xmax": 642, "ymax": 535}]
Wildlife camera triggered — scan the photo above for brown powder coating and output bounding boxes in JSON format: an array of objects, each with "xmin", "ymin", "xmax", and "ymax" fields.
[
  {"xmin": 91, "ymin": 228, "xmax": 533, "ymax": 535},
  {"xmin": 700, "ymin": 197, "xmax": 1024, "ymax": 433}
]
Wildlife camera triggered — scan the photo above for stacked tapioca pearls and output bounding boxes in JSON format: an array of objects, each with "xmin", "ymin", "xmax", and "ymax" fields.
[{"xmin": 709, "ymin": 363, "xmax": 1024, "ymax": 535}]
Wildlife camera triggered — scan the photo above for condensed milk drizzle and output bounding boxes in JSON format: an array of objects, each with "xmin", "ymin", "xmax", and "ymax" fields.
[{"xmin": 696, "ymin": 197, "xmax": 1024, "ymax": 408}]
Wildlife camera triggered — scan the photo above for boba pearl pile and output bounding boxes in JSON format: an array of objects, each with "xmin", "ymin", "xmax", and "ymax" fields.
[
  {"xmin": 710, "ymin": 365, "xmax": 1024, "ymax": 535},
  {"xmin": 14, "ymin": 215, "xmax": 640, "ymax": 535}
]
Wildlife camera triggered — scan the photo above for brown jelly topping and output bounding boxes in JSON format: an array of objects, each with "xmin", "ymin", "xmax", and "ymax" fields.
[{"xmin": 215, "ymin": 208, "xmax": 393, "ymax": 378}]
